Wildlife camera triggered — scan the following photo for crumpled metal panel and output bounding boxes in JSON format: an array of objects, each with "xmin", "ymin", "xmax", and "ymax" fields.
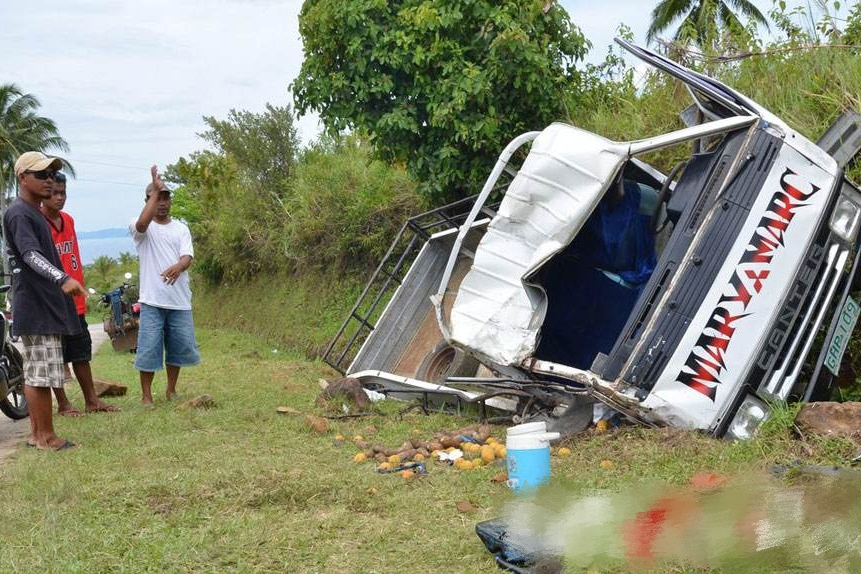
[{"xmin": 448, "ymin": 123, "xmax": 629, "ymax": 365}]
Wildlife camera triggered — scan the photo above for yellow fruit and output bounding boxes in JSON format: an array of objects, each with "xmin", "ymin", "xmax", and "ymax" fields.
[
  {"xmin": 599, "ymin": 459, "xmax": 614, "ymax": 470},
  {"xmin": 455, "ymin": 459, "xmax": 474, "ymax": 470},
  {"xmin": 485, "ymin": 437, "xmax": 498, "ymax": 445},
  {"xmin": 431, "ymin": 450, "xmax": 442, "ymax": 459},
  {"xmin": 378, "ymin": 462, "xmax": 393, "ymax": 471},
  {"xmin": 399, "ymin": 469, "xmax": 416, "ymax": 479},
  {"xmin": 387, "ymin": 454, "xmax": 402, "ymax": 465},
  {"xmin": 352, "ymin": 452, "xmax": 367, "ymax": 463},
  {"xmin": 494, "ymin": 445, "xmax": 507, "ymax": 458},
  {"xmin": 557, "ymin": 447, "xmax": 572, "ymax": 457},
  {"xmin": 596, "ymin": 420, "xmax": 610, "ymax": 433},
  {"xmin": 413, "ymin": 453, "xmax": 426, "ymax": 461},
  {"xmin": 334, "ymin": 434, "xmax": 346, "ymax": 442},
  {"xmin": 352, "ymin": 435, "xmax": 364, "ymax": 442},
  {"xmin": 480, "ymin": 446, "xmax": 496, "ymax": 463},
  {"xmin": 472, "ymin": 459, "xmax": 484, "ymax": 468}
]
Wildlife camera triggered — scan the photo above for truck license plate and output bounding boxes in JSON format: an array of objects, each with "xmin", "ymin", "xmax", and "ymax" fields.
[{"xmin": 825, "ymin": 296, "xmax": 860, "ymax": 376}]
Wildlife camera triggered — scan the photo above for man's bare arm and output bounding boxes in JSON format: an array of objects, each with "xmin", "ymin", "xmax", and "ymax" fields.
[
  {"xmin": 135, "ymin": 165, "xmax": 163, "ymax": 233},
  {"xmin": 160, "ymin": 255, "xmax": 193, "ymax": 285}
]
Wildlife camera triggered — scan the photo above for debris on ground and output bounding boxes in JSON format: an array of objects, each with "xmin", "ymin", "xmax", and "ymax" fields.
[
  {"xmin": 181, "ymin": 395, "xmax": 217, "ymax": 409},
  {"xmin": 316, "ymin": 377, "xmax": 372, "ymax": 414},
  {"xmin": 92, "ymin": 379, "xmax": 127, "ymax": 397},
  {"xmin": 794, "ymin": 401, "xmax": 861, "ymax": 442},
  {"xmin": 305, "ymin": 414, "xmax": 330, "ymax": 434},
  {"xmin": 275, "ymin": 406, "xmax": 300, "ymax": 415}
]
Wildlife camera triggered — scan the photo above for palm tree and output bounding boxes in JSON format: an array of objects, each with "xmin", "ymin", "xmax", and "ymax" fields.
[
  {"xmin": 0, "ymin": 83, "xmax": 74, "ymax": 202},
  {"xmin": 646, "ymin": 0, "xmax": 769, "ymax": 52}
]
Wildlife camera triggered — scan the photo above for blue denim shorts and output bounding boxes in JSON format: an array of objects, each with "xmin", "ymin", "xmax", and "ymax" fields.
[{"xmin": 133, "ymin": 304, "xmax": 200, "ymax": 372}]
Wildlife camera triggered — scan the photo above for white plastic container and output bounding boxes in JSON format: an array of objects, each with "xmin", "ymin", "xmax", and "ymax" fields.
[{"xmin": 505, "ymin": 422, "xmax": 559, "ymax": 491}]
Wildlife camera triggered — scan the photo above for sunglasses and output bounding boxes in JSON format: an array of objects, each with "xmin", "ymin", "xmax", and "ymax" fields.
[{"xmin": 25, "ymin": 170, "xmax": 57, "ymax": 181}]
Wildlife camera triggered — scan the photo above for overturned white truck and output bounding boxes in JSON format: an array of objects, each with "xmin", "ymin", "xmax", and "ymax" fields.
[{"xmin": 324, "ymin": 40, "xmax": 861, "ymax": 439}]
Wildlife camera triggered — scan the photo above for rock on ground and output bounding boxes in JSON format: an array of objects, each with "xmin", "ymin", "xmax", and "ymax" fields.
[{"xmin": 795, "ymin": 402, "xmax": 861, "ymax": 442}]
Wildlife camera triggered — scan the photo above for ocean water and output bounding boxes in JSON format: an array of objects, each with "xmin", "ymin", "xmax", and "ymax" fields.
[{"xmin": 78, "ymin": 236, "xmax": 136, "ymax": 265}]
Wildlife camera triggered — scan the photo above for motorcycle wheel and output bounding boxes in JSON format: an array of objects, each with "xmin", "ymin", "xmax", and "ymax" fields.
[{"xmin": 0, "ymin": 344, "xmax": 28, "ymax": 420}]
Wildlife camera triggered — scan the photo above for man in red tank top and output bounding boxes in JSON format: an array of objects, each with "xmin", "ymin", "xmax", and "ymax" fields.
[{"xmin": 42, "ymin": 173, "xmax": 119, "ymax": 414}]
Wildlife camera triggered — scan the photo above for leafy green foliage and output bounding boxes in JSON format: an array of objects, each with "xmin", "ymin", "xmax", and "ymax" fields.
[
  {"xmin": 167, "ymin": 107, "xmax": 422, "ymax": 283},
  {"xmin": 166, "ymin": 105, "xmax": 301, "ymax": 283},
  {"xmin": 292, "ymin": 0, "xmax": 589, "ymax": 203},
  {"xmin": 0, "ymin": 83, "xmax": 72, "ymax": 199},
  {"xmin": 646, "ymin": 0, "xmax": 769, "ymax": 53},
  {"xmin": 285, "ymin": 135, "xmax": 424, "ymax": 270}
]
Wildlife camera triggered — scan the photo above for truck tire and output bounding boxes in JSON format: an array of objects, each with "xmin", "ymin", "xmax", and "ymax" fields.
[{"xmin": 415, "ymin": 339, "xmax": 480, "ymax": 384}]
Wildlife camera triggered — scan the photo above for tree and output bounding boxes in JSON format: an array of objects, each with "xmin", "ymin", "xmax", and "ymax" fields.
[
  {"xmin": 646, "ymin": 0, "xmax": 769, "ymax": 52},
  {"xmin": 0, "ymin": 84, "xmax": 73, "ymax": 201},
  {"xmin": 292, "ymin": 0, "xmax": 589, "ymax": 204},
  {"xmin": 90, "ymin": 255, "xmax": 116, "ymax": 288},
  {"xmin": 199, "ymin": 103, "xmax": 299, "ymax": 201}
]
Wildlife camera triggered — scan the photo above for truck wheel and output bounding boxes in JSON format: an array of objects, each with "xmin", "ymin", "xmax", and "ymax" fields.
[{"xmin": 416, "ymin": 340, "xmax": 480, "ymax": 383}]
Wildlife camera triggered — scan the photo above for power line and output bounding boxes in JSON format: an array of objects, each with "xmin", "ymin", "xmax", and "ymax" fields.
[
  {"xmin": 70, "ymin": 158, "xmax": 151, "ymax": 171},
  {"xmin": 72, "ymin": 178, "xmax": 142, "ymax": 187}
]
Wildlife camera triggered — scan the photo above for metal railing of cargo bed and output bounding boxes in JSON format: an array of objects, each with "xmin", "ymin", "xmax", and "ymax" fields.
[{"xmin": 322, "ymin": 177, "xmax": 512, "ymax": 375}]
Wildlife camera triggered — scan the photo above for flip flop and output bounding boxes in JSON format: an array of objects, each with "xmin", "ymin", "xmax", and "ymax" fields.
[
  {"xmin": 58, "ymin": 408, "xmax": 84, "ymax": 417},
  {"xmin": 31, "ymin": 440, "xmax": 76, "ymax": 451}
]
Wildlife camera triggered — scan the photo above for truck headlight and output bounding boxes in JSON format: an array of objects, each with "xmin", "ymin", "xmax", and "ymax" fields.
[
  {"xmin": 829, "ymin": 185, "xmax": 861, "ymax": 244},
  {"xmin": 725, "ymin": 395, "xmax": 769, "ymax": 441}
]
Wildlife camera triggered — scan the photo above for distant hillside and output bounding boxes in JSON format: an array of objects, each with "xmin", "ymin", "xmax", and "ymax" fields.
[{"xmin": 77, "ymin": 228, "xmax": 128, "ymax": 240}]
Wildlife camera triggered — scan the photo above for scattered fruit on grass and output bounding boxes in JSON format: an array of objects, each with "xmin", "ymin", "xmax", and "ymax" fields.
[
  {"xmin": 472, "ymin": 459, "xmax": 484, "ymax": 468},
  {"xmin": 414, "ymin": 453, "xmax": 426, "ymax": 461},
  {"xmin": 276, "ymin": 406, "xmax": 298, "ymax": 414},
  {"xmin": 485, "ymin": 437, "xmax": 498, "ymax": 445},
  {"xmin": 353, "ymin": 452, "xmax": 368, "ymax": 463},
  {"xmin": 596, "ymin": 420, "xmax": 610, "ymax": 433},
  {"xmin": 431, "ymin": 450, "xmax": 442, "ymax": 459},
  {"xmin": 481, "ymin": 446, "xmax": 496, "ymax": 463},
  {"xmin": 334, "ymin": 434, "xmax": 346, "ymax": 442},
  {"xmin": 454, "ymin": 459, "xmax": 474, "ymax": 471},
  {"xmin": 378, "ymin": 462, "xmax": 393, "ymax": 472},
  {"xmin": 494, "ymin": 445, "xmax": 507, "ymax": 458},
  {"xmin": 599, "ymin": 459, "xmax": 614, "ymax": 470},
  {"xmin": 557, "ymin": 447, "xmax": 572, "ymax": 457},
  {"xmin": 387, "ymin": 454, "xmax": 402, "ymax": 465},
  {"xmin": 367, "ymin": 487, "xmax": 378, "ymax": 496},
  {"xmin": 352, "ymin": 435, "xmax": 364, "ymax": 443},
  {"xmin": 399, "ymin": 469, "xmax": 416, "ymax": 480}
]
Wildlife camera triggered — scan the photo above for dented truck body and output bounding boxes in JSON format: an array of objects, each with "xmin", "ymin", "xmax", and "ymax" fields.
[{"xmin": 327, "ymin": 40, "xmax": 861, "ymax": 438}]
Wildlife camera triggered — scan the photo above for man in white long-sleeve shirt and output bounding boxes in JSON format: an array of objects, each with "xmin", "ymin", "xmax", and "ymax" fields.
[{"xmin": 130, "ymin": 165, "xmax": 200, "ymax": 405}]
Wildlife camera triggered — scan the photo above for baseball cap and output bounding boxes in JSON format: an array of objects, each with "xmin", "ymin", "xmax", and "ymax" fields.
[
  {"xmin": 145, "ymin": 182, "xmax": 172, "ymax": 198},
  {"xmin": 14, "ymin": 151, "xmax": 63, "ymax": 177}
]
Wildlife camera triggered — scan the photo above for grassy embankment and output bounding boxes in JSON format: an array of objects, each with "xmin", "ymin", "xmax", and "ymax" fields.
[{"xmin": 0, "ymin": 271, "xmax": 858, "ymax": 573}]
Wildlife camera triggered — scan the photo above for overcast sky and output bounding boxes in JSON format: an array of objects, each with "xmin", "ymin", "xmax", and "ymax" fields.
[{"xmin": 0, "ymin": 0, "xmax": 844, "ymax": 231}]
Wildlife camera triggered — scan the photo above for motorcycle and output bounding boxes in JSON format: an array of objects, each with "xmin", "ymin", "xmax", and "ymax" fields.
[
  {"xmin": 93, "ymin": 272, "xmax": 140, "ymax": 353},
  {"xmin": 0, "ymin": 284, "xmax": 27, "ymax": 419}
]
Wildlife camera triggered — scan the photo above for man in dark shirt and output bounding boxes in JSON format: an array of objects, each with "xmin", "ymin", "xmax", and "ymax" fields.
[{"xmin": 3, "ymin": 151, "xmax": 86, "ymax": 450}]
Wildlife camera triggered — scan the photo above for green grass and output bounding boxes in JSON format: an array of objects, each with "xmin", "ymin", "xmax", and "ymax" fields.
[{"xmin": 1, "ymin": 325, "xmax": 857, "ymax": 573}]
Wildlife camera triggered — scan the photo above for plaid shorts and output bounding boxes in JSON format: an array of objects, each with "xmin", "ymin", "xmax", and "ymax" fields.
[{"xmin": 22, "ymin": 334, "xmax": 65, "ymax": 388}]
